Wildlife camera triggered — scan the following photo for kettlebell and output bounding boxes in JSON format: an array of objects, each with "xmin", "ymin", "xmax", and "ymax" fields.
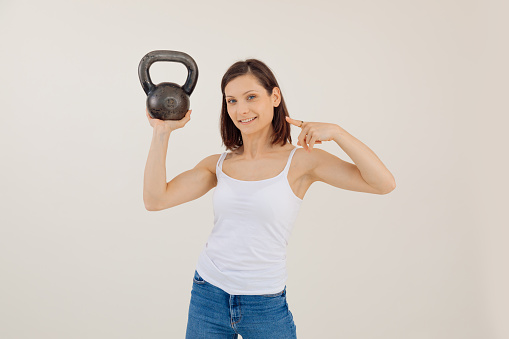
[{"xmin": 138, "ymin": 50, "xmax": 198, "ymax": 120}]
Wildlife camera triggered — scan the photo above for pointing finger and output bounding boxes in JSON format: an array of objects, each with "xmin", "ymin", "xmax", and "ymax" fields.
[{"xmin": 285, "ymin": 117, "xmax": 304, "ymax": 128}]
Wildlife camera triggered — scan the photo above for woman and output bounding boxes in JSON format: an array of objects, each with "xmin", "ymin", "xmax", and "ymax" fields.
[{"xmin": 143, "ymin": 59, "xmax": 396, "ymax": 338}]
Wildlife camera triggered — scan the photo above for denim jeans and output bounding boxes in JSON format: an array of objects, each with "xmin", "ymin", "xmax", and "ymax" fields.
[{"xmin": 185, "ymin": 270, "xmax": 297, "ymax": 338}]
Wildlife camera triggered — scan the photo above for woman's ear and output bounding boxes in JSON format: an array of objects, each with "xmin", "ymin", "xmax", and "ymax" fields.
[{"xmin": 273, "ymin": 87, "xmax": 281, "ymax": 107}]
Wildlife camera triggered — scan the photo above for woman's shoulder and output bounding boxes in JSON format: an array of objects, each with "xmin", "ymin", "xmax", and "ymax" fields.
[
  {"xmin": 197, "ymin": 153, "xmax": 223, "ymax": 175},
  {"xmin": 292, "ymin": 146, "xmax": 348, "ymax": 181}
]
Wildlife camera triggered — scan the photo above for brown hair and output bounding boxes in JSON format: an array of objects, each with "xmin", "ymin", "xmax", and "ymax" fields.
[{"xmin": 220, "ymin": 59, "xmax": 292, "ymax": 151}]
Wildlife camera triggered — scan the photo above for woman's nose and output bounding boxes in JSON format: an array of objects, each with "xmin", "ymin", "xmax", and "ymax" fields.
[{"xmin": 236, "ymin": 101, "xmax": 249, "ymax": 114}]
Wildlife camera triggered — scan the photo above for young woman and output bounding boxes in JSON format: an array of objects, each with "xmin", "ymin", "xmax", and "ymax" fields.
[{"xmin": 143, "ymin": 59, "xmax": 396, "ymax": 338}]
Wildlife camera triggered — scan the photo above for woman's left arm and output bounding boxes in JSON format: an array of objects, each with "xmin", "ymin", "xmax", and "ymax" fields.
[{"xmin": 286, "ymin": 117, "xmax": 396, "ymax": 194}]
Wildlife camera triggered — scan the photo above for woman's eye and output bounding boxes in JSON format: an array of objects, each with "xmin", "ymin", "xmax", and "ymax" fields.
[{"xmin": 227, "ymin": 95, "xmax": 254, "ymax": 104}]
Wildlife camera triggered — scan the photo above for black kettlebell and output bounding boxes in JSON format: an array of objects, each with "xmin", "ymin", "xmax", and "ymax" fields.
[{"xmin": 138, "ymin": 50, "xmax": 198, "ymax": 120}]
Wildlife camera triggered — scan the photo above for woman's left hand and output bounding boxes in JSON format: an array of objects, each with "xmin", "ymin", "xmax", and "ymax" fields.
[{"xmin": 285, "ymin": 117, "xmax": 341, "ymax": 152}]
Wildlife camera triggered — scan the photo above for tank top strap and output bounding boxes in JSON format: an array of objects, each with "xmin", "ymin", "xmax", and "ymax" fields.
[
  {"xmin": 282, "ymin": 147, "xmax": 298, "ymax": 175},
  {"xmin": 217, "ymin": 152, "xmax": 228, "ymax": 171}
]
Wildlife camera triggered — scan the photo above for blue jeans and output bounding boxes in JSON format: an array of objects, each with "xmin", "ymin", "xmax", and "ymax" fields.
[{"xmin": 186, "ymin": 270, "xmax": 297, "ymax": 338}]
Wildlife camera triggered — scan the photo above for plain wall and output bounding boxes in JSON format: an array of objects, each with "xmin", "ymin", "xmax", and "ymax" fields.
[{"xmin": 0, "ymin": 0, "xmax": 507, "ymax": 338}]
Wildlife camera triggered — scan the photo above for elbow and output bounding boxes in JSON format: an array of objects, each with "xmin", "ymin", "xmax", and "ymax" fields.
[
  {"xmin": 144, "ymin": 191, "xmax": 162, "ymax": 211},
  {"xmin": 144, "ymin": 199, "xmax": 160, "ymax": 211},
  {"xmin": 145, "ymin": 204, "xmax": 157, "ymax": 211},
  {"xmin": 380, "ymin": 181, "xmax": 396, "ymax": 194}
]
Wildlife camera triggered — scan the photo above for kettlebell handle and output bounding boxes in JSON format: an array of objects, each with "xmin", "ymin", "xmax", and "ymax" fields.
[{"xmin": 138, "ymin": 50, "xmax": 198, "ymax": 96}]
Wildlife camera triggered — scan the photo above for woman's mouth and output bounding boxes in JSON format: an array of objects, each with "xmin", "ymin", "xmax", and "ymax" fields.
[{"xmin": 239, "ymin": 117, "xmax": 256, "ymax": 125}]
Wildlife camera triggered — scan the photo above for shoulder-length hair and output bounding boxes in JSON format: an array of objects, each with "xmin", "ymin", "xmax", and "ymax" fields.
[{"xmin": 220, "ymin": 59, "xmax": 292, "ymax": 151}]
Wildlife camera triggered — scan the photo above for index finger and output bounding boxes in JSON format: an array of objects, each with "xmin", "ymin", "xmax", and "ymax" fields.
[{"xmin": 285, "ymin": 116, "xmax": 303, "ymax": 127}]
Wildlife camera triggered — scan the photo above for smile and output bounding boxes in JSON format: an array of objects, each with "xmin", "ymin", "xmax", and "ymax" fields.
[{"xmin": 239, "ymin": 117, "xmax": 256, "ymax": 124}]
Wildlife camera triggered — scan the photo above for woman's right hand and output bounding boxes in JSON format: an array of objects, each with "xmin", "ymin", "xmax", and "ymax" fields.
[{"xmin": 146, "ymin": 108, "xmax": 192, "ymax": 134}]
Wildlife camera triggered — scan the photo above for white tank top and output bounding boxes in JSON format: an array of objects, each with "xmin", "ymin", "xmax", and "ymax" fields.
[{"xmin": 195, "ymin": 147, "xmax": 303, "ymax": 295}]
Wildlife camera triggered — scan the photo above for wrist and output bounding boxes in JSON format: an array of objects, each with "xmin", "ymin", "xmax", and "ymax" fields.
[
  {"xmin": 333, "ymin": 125, "xmax": 347, "ymax": 143},
  {"xmin": 153, "ymin": 127, "xmax": 171, "ymax": 139}
]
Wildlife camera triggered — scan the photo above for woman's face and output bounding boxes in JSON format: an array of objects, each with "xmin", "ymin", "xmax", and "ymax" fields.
[{"xmin": 224, "ymin": 74, "xmax": 280, "ymax": 134}]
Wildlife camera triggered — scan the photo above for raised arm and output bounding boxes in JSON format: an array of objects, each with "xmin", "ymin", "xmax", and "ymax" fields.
[
  {"xmin": 143, "ymin": 108, "xmax": 218, "ymax": 211},
  {"xmin": 144, "ymin": 150, "xmax": 218, "ymax": 211}
]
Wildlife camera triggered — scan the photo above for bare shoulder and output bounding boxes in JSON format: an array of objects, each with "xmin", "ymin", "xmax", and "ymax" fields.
[
  {"xmin": 292, "ymin": 147, "xmax": 320, "ymax": 179},
  {"xmin": 292, "ymin": 146, "xmax": 354, "ymax": 183},
  {"xmin": 277, "ymin": 146, "xmax": 319, "ymax": 200},
  {"xmin": 198, "ymin": 153, "xmax": 222, "ymax": 175},
  {"xmin": 298, "ymin": 147, "xmax": 349, "ymax": 181},
  {"xmin": 301, "ymin": 147, "xmax": 331, "ymax": 164}
]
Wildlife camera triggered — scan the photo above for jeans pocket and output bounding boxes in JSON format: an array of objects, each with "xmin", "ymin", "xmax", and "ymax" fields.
[
  {"xmin": 261, "ymin": 287, "xmax": 286, "ymax": 297},
  {"xmin": 193, "ymin": 270, "xmax": 206, "ymax": 284}
]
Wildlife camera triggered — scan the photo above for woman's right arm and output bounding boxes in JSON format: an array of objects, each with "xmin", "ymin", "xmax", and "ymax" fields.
[{"xmin": 143, "ymin": 109, "xmax": 217, "ymax": 211}]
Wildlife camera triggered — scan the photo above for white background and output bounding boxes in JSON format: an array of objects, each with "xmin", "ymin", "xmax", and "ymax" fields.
[{"xmin": 0, "ymin": 0, "xmax": 507, "ymax": 338}]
